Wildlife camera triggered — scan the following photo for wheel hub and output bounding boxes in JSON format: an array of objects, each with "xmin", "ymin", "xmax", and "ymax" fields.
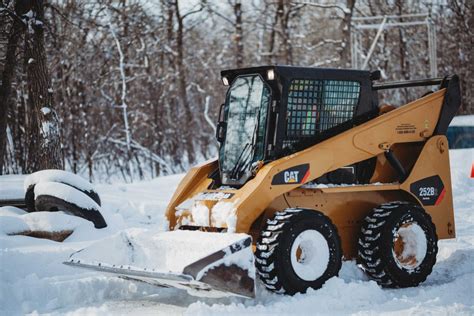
[
  {"xmin": 290, "ymin": 229, "xmax": 329, "ymax": 281},
  {"xmin": 392, "ymin": 222, "xmax": 428, "ymax": 270}
]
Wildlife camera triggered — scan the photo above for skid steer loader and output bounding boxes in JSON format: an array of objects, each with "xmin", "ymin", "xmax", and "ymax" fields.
[{"xmin": 66, "ymin": 66, "xmax": 461, "ymax": 299}]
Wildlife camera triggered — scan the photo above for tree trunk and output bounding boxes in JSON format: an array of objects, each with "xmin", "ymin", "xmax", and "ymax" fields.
[
  {"xmin": 234, "ymin": 1, "xmax": 244, "ymax": 68},
  {"xmin": 0, "ymin": 1, "xmax": 28, "ymax": 174},
  {"xmin": 25, "ymin": 0, "xmax": 63, "ymax": 171},
  {"xmin": 396, "ymin": 0, "xmax": 410, "ymax": 103},
  {"xmin": 340, "ymin": 0, "xmax": 356, "ymax": 68},
  {"xmin": 281, "ymin": 2, "xmax": 292, "ymax": 64},
  {"xmin": 268, "ymin": 0, "xmax": 292, "ymax": 65},
  {"xmin": 267, "ymin": 2, "xmax": 278, "ymax": 64},
  {"xmin": 174, "ymin": 0, "xmax": 195, "ymax": 164}
]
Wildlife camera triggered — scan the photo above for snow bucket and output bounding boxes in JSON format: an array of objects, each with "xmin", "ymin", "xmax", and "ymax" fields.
[{"xmin": 64, "ymin": 230, "xmax": 255, "ymax": 298}]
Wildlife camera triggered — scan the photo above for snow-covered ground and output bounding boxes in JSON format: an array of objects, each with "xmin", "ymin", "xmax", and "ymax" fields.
[
  {"xmin": 1, "ymin": 150, "xmax": 473, "ymax": 315},
  {"xmin": 0, "ymin": 175, "xmax": 25, "ymax": 200}
]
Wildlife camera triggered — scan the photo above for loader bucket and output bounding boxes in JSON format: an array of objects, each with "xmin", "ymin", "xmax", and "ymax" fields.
[{"xmin": 64, "ymin": 230, "xmax": 255, "ymax": 298}]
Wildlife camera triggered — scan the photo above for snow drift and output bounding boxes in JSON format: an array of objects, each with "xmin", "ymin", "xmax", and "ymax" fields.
[{"xmin": 0, "ymin": 151, "xmax": 473, "ymax": 314}]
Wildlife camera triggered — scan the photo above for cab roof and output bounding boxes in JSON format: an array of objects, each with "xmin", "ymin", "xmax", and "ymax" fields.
[{"xmin": 220, "ymin": 65, "xmax": 374, "ymax": 84}]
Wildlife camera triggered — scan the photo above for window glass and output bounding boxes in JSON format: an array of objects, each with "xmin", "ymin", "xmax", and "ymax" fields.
[
  {"xmin": 220, "ymin": 75, "xmax": 270, "ymax": 183},
  {"xmin": 286, "ymin": 79, "xmax": 360, "ymax": 138}
]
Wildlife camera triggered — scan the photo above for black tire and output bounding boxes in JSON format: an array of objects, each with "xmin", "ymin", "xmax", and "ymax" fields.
[
  {"xmin": 25, "ymin": 183, "xmax": 101, "ymax": 213},
  {"xmin": 358, "ymin": 201, "xmax": 438, "ymax": 288},
  {"xmin": 35, "ymin": 194, "xmax": 107, "ymax": 229},
  {"xmin": 25, "ymin": 186, "xmax": 36, "ymax": 212},
  {"xmin": 255, "ymin": 209, "xmax": 342, "ymax": 295}
]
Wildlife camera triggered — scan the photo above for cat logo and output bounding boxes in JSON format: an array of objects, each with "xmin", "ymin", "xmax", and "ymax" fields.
[
  {"xmin": 284, "ymin": 171, "xmax": 299, "ymax": 183},
  {"xmin": 271, "ymin": 164, "xmax": 310, "ymax": 185}
]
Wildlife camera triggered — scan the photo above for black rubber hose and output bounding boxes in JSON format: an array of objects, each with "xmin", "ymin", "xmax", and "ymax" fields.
[{"xmin": 384, "ymin": 149, "xmax": 408, "ymax": 182}]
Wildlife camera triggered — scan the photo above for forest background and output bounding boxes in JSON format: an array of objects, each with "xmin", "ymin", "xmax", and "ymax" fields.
[{"xmin": 0, "ymin": 0, "xmax": 472, "ymax": 182}]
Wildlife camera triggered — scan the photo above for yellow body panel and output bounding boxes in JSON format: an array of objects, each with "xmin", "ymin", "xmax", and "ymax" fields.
[{"xmin": 165, "ymin": 89, "xmax": 456, "ymax": 259}]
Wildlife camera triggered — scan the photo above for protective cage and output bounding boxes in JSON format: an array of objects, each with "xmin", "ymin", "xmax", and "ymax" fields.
[
  {"xmin": 220, "ymin": 65, "xmax": 378, "ymax": 163},
  {"xmin": 283, "ymin": 79, "xmax": 361, "ymax": 149}
]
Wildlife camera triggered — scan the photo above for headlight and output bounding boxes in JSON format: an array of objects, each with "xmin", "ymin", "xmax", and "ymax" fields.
[
  {"xmin": 222, "ymin": 76, "xmax": 229, "ymax": 86},
  {"xmin": 267, "ymin": 69, "xmax": 275, "ymax": 80}
]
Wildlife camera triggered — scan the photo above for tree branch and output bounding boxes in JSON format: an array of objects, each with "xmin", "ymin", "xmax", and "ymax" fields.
[{"xmin": 289, "ymin": 1, "xmax": 349, "ymax": 15}]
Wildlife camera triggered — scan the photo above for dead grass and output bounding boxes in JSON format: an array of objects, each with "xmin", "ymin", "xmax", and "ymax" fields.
[{"xmin": 9, "ymin": 230, "xmax": 73, "ymax": 242}]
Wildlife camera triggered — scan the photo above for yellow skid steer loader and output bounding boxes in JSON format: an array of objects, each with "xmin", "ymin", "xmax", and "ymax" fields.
[{"xmin": 66, "ymin": 66, "xmax": 461, "ymax": 298}]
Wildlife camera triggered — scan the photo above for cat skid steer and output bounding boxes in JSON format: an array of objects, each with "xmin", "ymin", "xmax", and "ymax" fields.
[{"xmin": 66, "ymin": 66, "xmax": 461, "ymax": 298}]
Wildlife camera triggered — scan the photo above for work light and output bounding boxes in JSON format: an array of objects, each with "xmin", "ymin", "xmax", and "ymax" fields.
[
  {"xmin": 222, "ymin": 76, "xmax": 229, "ymax": 86},
  {"xmin": 267, "ymin": 69, "xmax": 275, "ymax": 80}
]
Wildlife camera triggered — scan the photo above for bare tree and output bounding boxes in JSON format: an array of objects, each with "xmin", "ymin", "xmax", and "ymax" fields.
[
  {"xmin": 24, "ymin": 0, "xmax": 63, "ymax": 170},
  {"xmin": 233, "ymin": 0, "xmax": 244, "ymax": 67},
  {"xmin": 0, "ymin": 0, "xmax": 27, "ymax": 173},
  {"xmin": 340, "ymin": 0, "xmax": 356, "ymax": 67},
  {"xmin": 2, "ymin": 0, "xmax": 471, "ymax": 180}
]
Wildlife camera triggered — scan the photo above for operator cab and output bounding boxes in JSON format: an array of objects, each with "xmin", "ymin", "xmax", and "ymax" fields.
[{"xmin": 216, "ymin": 66, "xmax": 380, "ymax": 187}]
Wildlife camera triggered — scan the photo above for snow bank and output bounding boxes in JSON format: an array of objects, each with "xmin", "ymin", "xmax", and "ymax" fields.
[
  {"xmin": 95, "ymin": 174, "xmax": 184, "ymax": 229},
  {"xmin": 0, "ymin": 213, "xmax": 30, "ymax": 235},
  {"xmin": 0, "ymin": 206, "xmax": 90, "ymax": 236},
  {"xmin": 0, "ymin": 150, "xmax": 473, "ymax": 314},
  {"xmin": 0, "ymin": 205, "xmax": 27, "ymax": 217},
  {"xmin": 0, "ymin": 175, "xmax": 187, "ymax": 314},
  {"xmin": 23, "ymin": 211, "xmax": 89, "ymax": 233},
  {"xmin": 449, "ymin": 148, "xmax": 474, "ymax": 191},
  {"xmin": 0, "ymin": 175, "xmax": 26, "ymax": 200}
]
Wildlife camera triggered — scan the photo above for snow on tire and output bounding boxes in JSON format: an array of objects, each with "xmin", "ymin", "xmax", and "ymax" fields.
[
  {"xmin": 34, "ymin": 182, "xmax": 107, "ymax": 229},
  {"xmin": 358, "ymin": 201, "xmax": 438, "ymax": 288},
  {"xmin": 255, "ymin": 209, "xmax": 342, "ymax": 295},
  {"xmin": 24, "ymin": 169, "xmax": 101, "ymax": 212}
]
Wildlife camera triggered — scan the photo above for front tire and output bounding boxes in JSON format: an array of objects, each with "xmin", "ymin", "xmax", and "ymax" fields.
[
  {"xmin": 255, "ymin": 209, "xmax": 342, "ymax": 295},
  {"xmin": 358, "ymin": 201, "xmax": 438, "ymax": 287}
]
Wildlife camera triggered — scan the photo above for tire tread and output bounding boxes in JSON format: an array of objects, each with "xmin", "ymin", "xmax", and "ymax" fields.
[{"xmin": 358, "ymin": 201, "xmax": 438, "ymax": 288}]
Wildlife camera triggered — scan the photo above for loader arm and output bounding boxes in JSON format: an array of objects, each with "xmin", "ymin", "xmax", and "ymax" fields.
[{"xmin": 232, "ymin": 88, "xmax": 447, "ymax": 232}]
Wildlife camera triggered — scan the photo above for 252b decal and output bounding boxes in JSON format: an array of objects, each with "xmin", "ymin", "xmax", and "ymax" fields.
[
  {"xmin": 419, "ymin": 187, "xmax": 436, "ymax": 197},
  {"xmin": 410, "ymin": 175, "xmax": 445, "ymax": 206}
]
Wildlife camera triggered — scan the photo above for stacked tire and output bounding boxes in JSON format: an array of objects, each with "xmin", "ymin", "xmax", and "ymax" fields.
[{"xmin": 24, "ymin": 170, "xmax": 107, "ymax": 229}]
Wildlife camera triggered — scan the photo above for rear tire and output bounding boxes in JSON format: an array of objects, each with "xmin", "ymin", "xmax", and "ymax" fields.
[
  {"xmin": 25, "ymin": 186, "xmax": 36, "ymax": 212},
  {"xmin": 358, "ymin": 201, "xmax": 438, "ymax": 287},
  {"xmin": 255, "ymin": 209, "xmax": 342, "ymax": 295},
  {"xmin": 24, "ymin": 170, "xmax": 101, "ymax": 213},
  {"xmin": 26, "ymin": 184, "xmax": 101, "ymax": 212},
  {"xmin": 35, "ymin": 194, "xmax": 107, "ymax": 229}
]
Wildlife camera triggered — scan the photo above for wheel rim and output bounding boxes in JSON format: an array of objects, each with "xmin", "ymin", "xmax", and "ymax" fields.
[
  {"xmin": 290, "ymin": 229, "xmax": 330, "ymax": 281},
  {"xmin": 392, "ymin": 222, "xmax": 428, "ymax": 270}
]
